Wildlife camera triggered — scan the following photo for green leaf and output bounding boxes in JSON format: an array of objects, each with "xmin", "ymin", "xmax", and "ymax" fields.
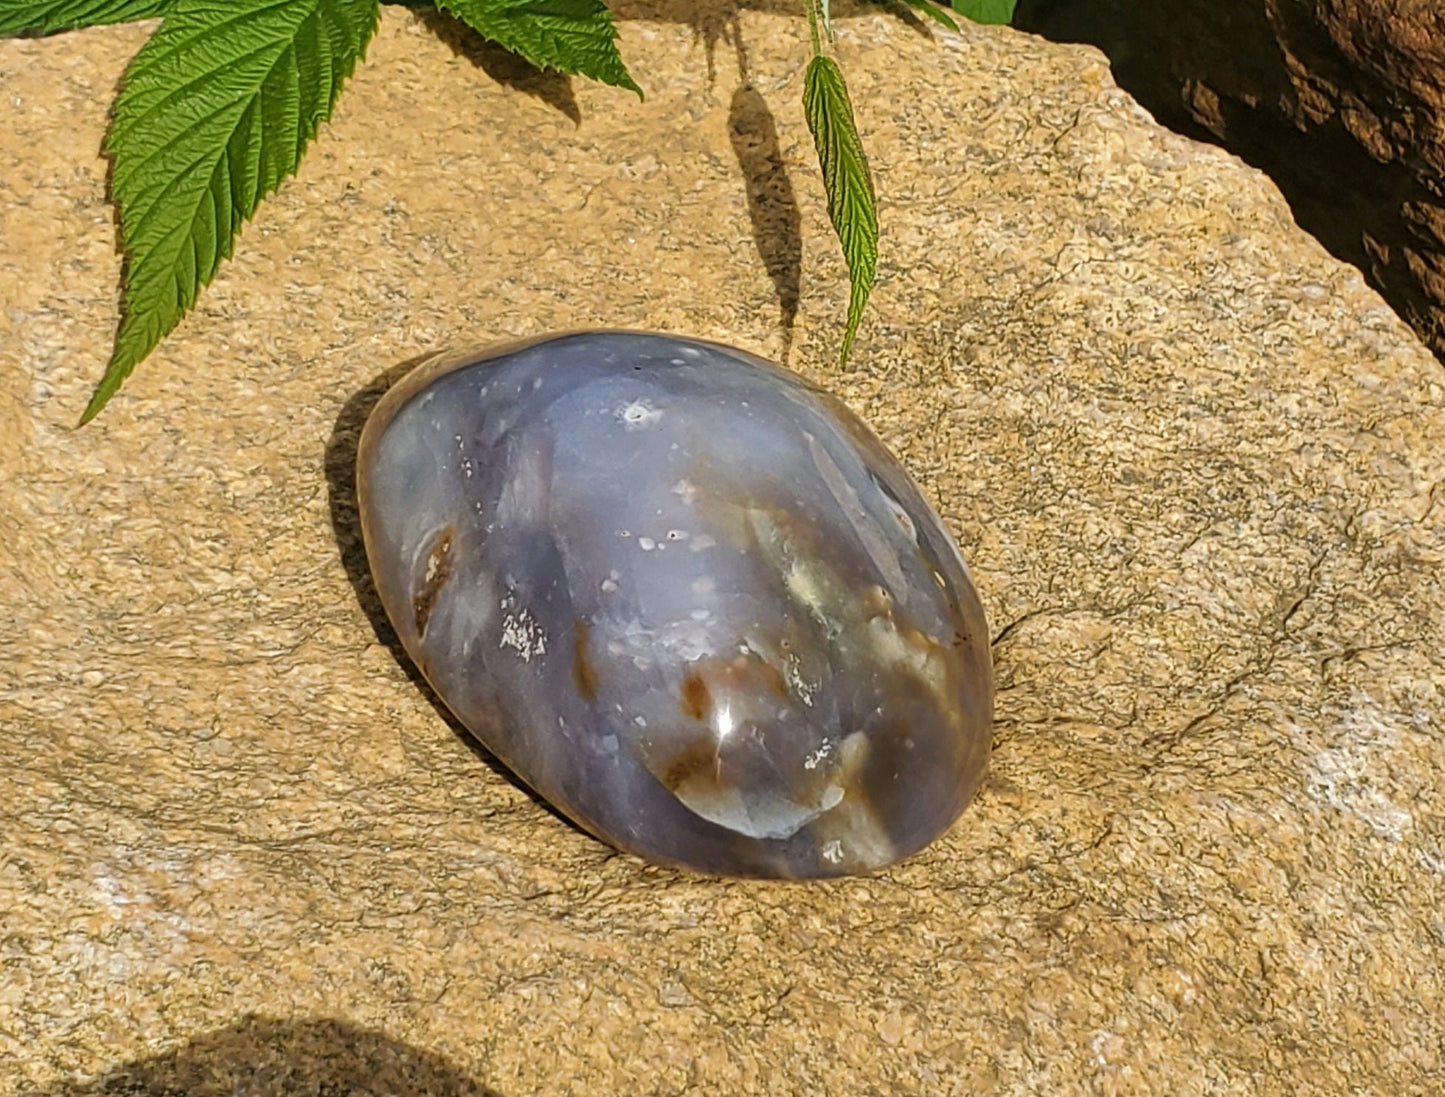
[
  {"xmin": 889, "ymin": 0, "xmax": 959, "ymax": 32},
  {"xmin": 434, "ymin": 0, "xmax": 639, "ymax": 95},
  {"xmin": 84, "ymin": 0, "xmax": 380, "ymax": 423},
  {"xmin": 948, "ymin": 0, "xmax": 1015, "ymax": 24},
  {"xmin": 0, "ymin": 0, "xmax": 170, "ymax": 36},
  {"xmin": 803, "ymin": 54, "xmax": 878, "ymax": 367}
]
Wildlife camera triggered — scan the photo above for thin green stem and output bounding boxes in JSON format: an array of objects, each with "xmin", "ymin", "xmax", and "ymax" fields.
[{"xmin": 803, "ymin": 0, "xmax": 823, "ymax": 56}]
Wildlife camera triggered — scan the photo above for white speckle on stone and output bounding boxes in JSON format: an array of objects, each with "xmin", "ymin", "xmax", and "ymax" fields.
[
  {"xmin": 789, "ymin": 654, "xmax": 817, "ymax": 707},
  {"xmin": 666, "ymin": 529, "xmax": 688, "ymax": 541},
  {"xmin": 499, "ymin": 600, "xmax": 547, "ymax": 661},
  {"xmin": 689, "ymin": 608, "xmax": 711, "ymax": 621},
  {"xmin": 92, "ymin": 864, "xmax": 148, "ymax": 917},
  {"xmin": 690, "ymin": 534, "xmax": 717, "ymax": 552},
  {"xmin": 803, "ymin": 740, "xmax": 832, "ymax": 770},
  {"xmin": 819, "ymin": 785, "xmax": 844, "ymax": 811},
  {"xmin": 634, "ymin": 715, "xmax": 648, "ymax": 728},
  {"xmin": 638, "ymin": 536, "xmax": 656, "ymax": 551},
  {"xmin": 600, "ymin": 576, "xmax": 618, "ymax": 593},
  {"xmin": 672, "ymin": 479, "xmax": 698, "ymax": 504},
  {"xmin": 1303, "ymin": 691, "xmax": 1416, "ymax": 842},
  {"xmin": 1091, "ymin": 1030, "xmax": 1125, "ymax": 1066},
  {"xmin": 821, "ymin": 840, "xmax": 843, "ymax": 864},
  {"xmin": 619, "ymin": 400, "xmax": 662, "ymax": 427}
]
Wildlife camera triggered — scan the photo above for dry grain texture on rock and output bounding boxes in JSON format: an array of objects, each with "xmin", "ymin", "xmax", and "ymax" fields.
[
  {"xmin": 2, "ymin": 5, "xmax": 1443, "ymax": 1095},
  {"xmin": 1018, "ymin": 0, "xmax": 1445, "ymax": 362}
]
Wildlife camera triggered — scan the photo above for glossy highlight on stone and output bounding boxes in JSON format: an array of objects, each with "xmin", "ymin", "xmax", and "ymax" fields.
[{"xmin": 357, "ymin": 332, "xmax": 992, "ymax": 877}]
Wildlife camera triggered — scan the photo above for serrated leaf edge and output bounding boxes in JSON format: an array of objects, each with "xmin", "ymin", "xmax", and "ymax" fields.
[
  {"xmin": 433, "ymin": 0, "xmax": 641, "ymax": 96},
  {"xmin": 82, "ymin": 0, "xmax": 380, "ymax": 423},
  {"xmin": 803, "ymin": 53, "xmax": 879, "ymax": 367}
]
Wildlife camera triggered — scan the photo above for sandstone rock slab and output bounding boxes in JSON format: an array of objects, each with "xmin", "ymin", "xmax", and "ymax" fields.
[{"xmin": 1, "ymin": 4, "xmax": 1443, "ymax": 1094}]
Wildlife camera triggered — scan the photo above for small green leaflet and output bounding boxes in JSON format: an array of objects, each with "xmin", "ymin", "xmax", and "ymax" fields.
[
  {"xmin": 84, "ymin": 0, "xmax": 380, "ymax": 422},
  {"xmin": 949, "ymin": 0, "xmax": 1015, "ymax": 24},
  {"xmin": 803, "ymin": 54, "xmax": 878, "ymax": 366},
  {"xmin": 435, "ymin": 0, "xmax": 638, "ymax": 94},
  {"xmin": 3, "ymin": 0, "xmax": 641, "ymax": 420},
  {"xmin": 0, "ymin": 0, "xmax": 169, "ymax": 35}
]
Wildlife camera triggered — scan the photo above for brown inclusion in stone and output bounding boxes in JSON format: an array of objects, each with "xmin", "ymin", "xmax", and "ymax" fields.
[
  {"xmin": 411, "ymin": 527, "xmax": 454, "ymax": 639},
  {"xmin": 572, "ymin": 617, "xmax": 599, "ymax": 702}
]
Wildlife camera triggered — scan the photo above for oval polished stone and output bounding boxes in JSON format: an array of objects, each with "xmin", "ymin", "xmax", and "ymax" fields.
[{"xmin": 357, "ymin": 332, "xmax": 992, "ymax": 877}]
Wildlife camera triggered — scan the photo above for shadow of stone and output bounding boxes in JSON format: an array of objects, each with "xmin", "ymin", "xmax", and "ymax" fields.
[
  {"xmin": 325, "ymin": 353, "xmax": 436, "ymax": 670},
  {"xmin": 34, "ymin": 1014, "xmax": 501, "ymax": 1097},
  {"xmin": 324, "ymin": 358, "xmax": 589, "ymax": 835},
  {"xmin": 728, "ymin": 81, "xmax": 802, "ymax": 357}
]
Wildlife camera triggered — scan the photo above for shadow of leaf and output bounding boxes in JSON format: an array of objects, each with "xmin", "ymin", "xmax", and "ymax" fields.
[
  {"xmin": 415, "ymin": 6, "xmax": 581, "ymax": 125},
  {"xmin": 729, "ymin": 82, "xmax": 802, "ymax": 354}
]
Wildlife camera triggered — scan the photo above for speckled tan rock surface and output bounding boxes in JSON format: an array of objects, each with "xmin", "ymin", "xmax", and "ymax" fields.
[
  {"xmin": 2, "ymin": 4, "xmax": 1443, "ymax": 1094},
  {"xmin": 1016, "ymin": 0, "xmax": 1445, "ymax": 363}
]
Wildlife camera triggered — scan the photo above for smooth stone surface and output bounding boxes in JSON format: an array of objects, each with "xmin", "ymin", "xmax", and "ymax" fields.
[{"xmin": 357, "ymin": 332, "xmax": 993, "ymax": 877}]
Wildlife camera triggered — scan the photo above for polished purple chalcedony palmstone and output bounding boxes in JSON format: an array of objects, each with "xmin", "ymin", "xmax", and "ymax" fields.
[{"xmin": 357, "ymin": 332, "xmax": 992, "ymax": 877}]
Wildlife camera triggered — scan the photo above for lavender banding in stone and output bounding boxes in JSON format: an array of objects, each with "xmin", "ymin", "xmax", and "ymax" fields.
[{"xmin": 358, "ymin": 332, "xmax": 992, "ymax": 877}]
